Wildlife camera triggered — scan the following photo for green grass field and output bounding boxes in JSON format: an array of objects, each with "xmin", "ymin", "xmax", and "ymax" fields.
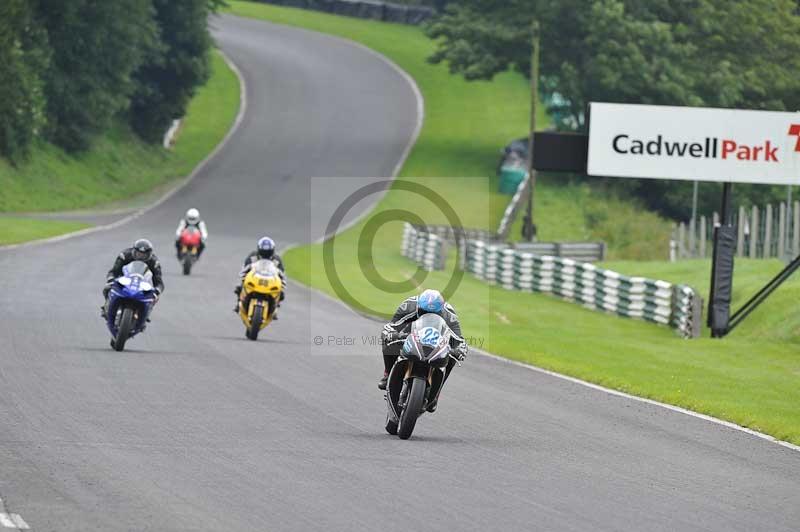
[
  {"xmin": 0, "ymin": 50, "xmax": 240, "ymax": 243},
  {"xmin": 231, "ymin": 2, "xmax": 800, "ymax": 445}
]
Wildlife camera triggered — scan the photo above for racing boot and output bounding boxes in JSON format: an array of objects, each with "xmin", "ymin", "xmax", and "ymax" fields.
[
  {"xmin": 377, "ymin": 371, "xmax": 388, "ymax": 390},
  {"xmin": 233, "ymin": 285, "xmax": 242, "ymax": 313},
  {"xmin": 426, "ymin": 397, "xmax": 438, "ymax": 413}
]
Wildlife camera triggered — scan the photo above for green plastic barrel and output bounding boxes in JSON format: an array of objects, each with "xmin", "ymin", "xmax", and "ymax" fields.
[{"xmin": 498, "ymin": 165, "xmax": 527, "ymax": 195}]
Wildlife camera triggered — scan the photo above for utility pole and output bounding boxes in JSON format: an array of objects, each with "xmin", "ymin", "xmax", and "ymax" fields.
[{"xmin": 522, "ymin": 20, "xmax": 540, "ymax": 242}]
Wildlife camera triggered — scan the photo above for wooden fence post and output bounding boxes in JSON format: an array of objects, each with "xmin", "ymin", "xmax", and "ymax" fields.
[
  {"xmin": 736, "ymin": 206, "xmax": 745, "ymax": 257},
  {"xmin": 778, "ymin": 202, "xmax": 786, "ymax": 260},
  {"xmin": 670, "ymin": 224, "xmax": 677, "ymax": 262},
  {"xmin": 749, "ymin": 206, "xmax": 759, "ymax": 259},
  {"xmin": 764, "ymin": 204, "xmax": 773, "ymax": 258},
  {"xmin": 699, "ymin": 215, "xmax": 707, "ymax": 258},
  {"xmin": 794, "ymin": 201, "xmax": 800, "ymax": 258}
]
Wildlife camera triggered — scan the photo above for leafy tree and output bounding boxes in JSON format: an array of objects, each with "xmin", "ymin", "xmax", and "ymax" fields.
[
  {"xmin": 0, "ymin": 0, "xmax": 49, "ymax": 162},
  {"xmin": 426, "ymin": 0, "xmax": 800, "ymax": 219},
  {"xmin": 38, "ymin": 0, "xmax": 159, "ymax": 152},
  {"xmin": 428, "ymin": 0, "xmax": 800, "ymax": 128},
  {"xmin": 129, "ymin": 0, "xmax": 223, "ymax": 142}
]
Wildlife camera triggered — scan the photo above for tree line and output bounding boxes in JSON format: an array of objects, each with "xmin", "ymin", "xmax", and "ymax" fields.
[
  {"xmin": 0, "ymin": 0, "xmax": 223, "ymax": 163},
  {"xmin": 426, "ymin": 0, "xmax": 800, "ymax": 219}
]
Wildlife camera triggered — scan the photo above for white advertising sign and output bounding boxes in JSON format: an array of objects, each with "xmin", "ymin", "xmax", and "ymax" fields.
[{"xmin": 587, "ymin": 102, "xmax": 800, "ymax": 185}]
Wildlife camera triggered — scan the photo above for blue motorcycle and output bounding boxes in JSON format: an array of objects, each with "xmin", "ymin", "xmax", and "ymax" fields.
[{"xmin": 105, "ymin": 261, "xmax": 157, "ymax": 351}]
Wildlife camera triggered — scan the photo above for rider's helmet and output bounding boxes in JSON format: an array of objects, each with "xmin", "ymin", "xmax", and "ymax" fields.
[
  {"xmin": 132, "ymin": 238, "xmax": 154, "ymax": 261},
  {"xmin": 185, "ymin": 208, "xmax": 200, "ymax": 225},
  {"xmin": 417, "ymin": 289, "xmax": 445, "ymax": 317},
  {"xmin": 257, "ymin": 236, "xmax": 276, "ymax": 259}
]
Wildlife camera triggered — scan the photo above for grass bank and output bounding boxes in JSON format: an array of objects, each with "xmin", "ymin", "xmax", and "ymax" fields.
[
  {"xmin": 229, "ymin": 2, "xmax": 800, "ymax": 445},
  {"xmin": 0, "ymin": 50, "xmax": 240, "ymax": 242},
  {"xmin": 0, "ymin": 217, "xmax": 90, "ymax": 246}
]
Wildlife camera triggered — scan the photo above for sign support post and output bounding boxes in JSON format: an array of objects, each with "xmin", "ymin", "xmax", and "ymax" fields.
[
  {"xmin": 708, "ymin": 182, "xmax": 735, "ymax": 337},
  {"xmin": 522, "ymin": 20, "xmax": 540, "ymax": 242}
]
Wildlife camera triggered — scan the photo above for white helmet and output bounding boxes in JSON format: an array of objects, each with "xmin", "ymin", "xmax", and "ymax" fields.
[{"xmin": 185, "ymin": 208, "xmax": 200, "ymax": 224}]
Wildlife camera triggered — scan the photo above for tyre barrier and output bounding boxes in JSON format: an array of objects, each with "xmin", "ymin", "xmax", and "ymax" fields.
[
  {"xmin": 465, "ymin": 240, "xmax": 703, "ymax": 338},
  {"xmin": 401, "ymin": 223, "xmax": 447, "ymax": 271},
  {"xmin": 253, "ymin": 0, "xmax": 436, "ymax": 25}
]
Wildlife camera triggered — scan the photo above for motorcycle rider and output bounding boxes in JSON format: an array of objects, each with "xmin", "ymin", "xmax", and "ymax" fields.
[
  {"xmin": 101, "ymin": 238, "xmax": 164, "ymax": 318},
  {"xmin": 233, "ymin": 236, "xmax": 286, "ymax": 316},
  {"xmin": 174, "ymin": 208, "xmax": 208, "ymax": 258},
  {"xmin": 379, "ymin": 289, "xmax": 467, "ymax": 412}
]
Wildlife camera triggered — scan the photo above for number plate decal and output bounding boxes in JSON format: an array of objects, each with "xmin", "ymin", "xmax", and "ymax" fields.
[{"xmin": 419, "ymin": 327, "xmax": 441, "ymax": 347}]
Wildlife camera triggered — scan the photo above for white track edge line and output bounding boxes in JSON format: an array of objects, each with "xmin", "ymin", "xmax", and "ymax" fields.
[
  {"xmin": 0, "ymin": 514, "xmax": 14, "ymax": 528},
  {"xmin": 264, "ymin": 18, "xmax": 800, "ymax": 454},
  {"xmin": 232, "ymin": 12, "xmax": 426, "ymax": 247},
  {"xmin": 312, "ymin": 33, "xmax": 424, "ymax": 243},
  {"xmin": 10, "ymin": 514, "xmax": 28, "ymax": 530},
  {"xmin": 472, "ymin": 347, "xmax": 800, "ymax": 453},
  {"xmin": 276, "ymin": 24, "xmax": 425, "ymax": 314},
  {"xmin": 232, "ymin": 16, "xmax": 800, "ymax": 455},
  {"xmin": 299, "ymin": 274, "xmax": 800, "ymax": 454},
  {"xmin": 0, "ymin": 49, "xmax": 248, "ymax": 252}
]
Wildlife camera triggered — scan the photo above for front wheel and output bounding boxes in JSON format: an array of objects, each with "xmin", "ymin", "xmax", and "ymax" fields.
[
  {"xmin": 182, "ymin": 256, "xmax": 192, "ymax": 275},
  {"xmin": 114, "ymin": 307, "xmax": 134, "ymax": 351},
  {"xmin": 246, "ymin": 302, "xmax": 263, "ymax": 341},
  {"xmin": 398, "ymin": 377, "xmax": 426, "ymax": 440}
]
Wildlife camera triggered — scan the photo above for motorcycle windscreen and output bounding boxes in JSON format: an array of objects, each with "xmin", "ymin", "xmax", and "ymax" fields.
[
  {"xmin": 123, "ymin": 260, "xmax": 152, "ymax": 278},
  {"xmin": 252, "ymin": 259, "xmax": 279, "ymax": 278}
]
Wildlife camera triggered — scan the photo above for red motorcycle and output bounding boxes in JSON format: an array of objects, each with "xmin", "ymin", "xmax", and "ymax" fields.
[{"xmin": 178, "ymin": 227, "xmax": 202, "ymax": 275}]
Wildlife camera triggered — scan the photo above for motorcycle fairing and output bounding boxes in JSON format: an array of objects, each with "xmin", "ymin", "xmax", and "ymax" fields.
[{"xmin": 105, "ymin": 261, "xmax": 156, "ymax": 338}]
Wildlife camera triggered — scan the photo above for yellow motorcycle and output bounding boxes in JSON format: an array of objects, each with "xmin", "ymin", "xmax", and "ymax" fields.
[{"xmin": 238, "ymin": 259, "xmax": 283, "ymax": 340}]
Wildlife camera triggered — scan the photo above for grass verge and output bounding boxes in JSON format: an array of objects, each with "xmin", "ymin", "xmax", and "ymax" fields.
[
  {"xmin": 0, "ymin": 217, "xmax": 91, "ymax": 246},
  {"xmin": 0, "ymin": 49, "xmax": 240, "ymax": 242},
  {"xmin": 230, "ymin": 2, "xmax": 800, "ymax": 445}
]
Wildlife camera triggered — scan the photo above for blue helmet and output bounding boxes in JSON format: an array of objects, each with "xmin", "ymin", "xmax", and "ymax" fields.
[
  {"xmin": 257, "ymin": 236, "xmax": 275, "ymax": 259},
  {"xmin": 417, "ymin": 289, "xmax": 444, "ymax": 316}
]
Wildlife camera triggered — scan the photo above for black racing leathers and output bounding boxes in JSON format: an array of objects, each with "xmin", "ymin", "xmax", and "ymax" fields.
[
  {"xmin": 381, "ymin": 296, "xmax": 467, "ymax": 378},
  {"xmin": 104, "ymin": 248, "xmax": 165, "ymax": 297}
]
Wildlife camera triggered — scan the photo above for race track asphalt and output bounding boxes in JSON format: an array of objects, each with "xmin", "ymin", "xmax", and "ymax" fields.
[{"xmin": 0, "ymin": 14, "xmax": 798, "ymax": 532}]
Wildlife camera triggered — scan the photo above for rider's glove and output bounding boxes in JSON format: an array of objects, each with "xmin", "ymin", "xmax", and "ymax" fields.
[
  {"xmin": 381, "ymin": 329, "xmax": 404, "ymax": 343},
  {"xmin": 452, "ymin": 344, "xmax": 467, "ymax": 362}
]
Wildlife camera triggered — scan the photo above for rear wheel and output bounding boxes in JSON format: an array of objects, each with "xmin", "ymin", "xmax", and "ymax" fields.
[
  {"xmin": 246, "ymin": 302, "xmax": 263, "ymax": 341},
  {"xmin": 398, "ymin": 377, "xmax": 426, "ymax": 440},
  {"xmin": 114, "ymin": 307, "xmax": 134, "ymax": 351},
  {"xmin": 182, "ymin": 256, "xmax": 192, "ymax": 275}
]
